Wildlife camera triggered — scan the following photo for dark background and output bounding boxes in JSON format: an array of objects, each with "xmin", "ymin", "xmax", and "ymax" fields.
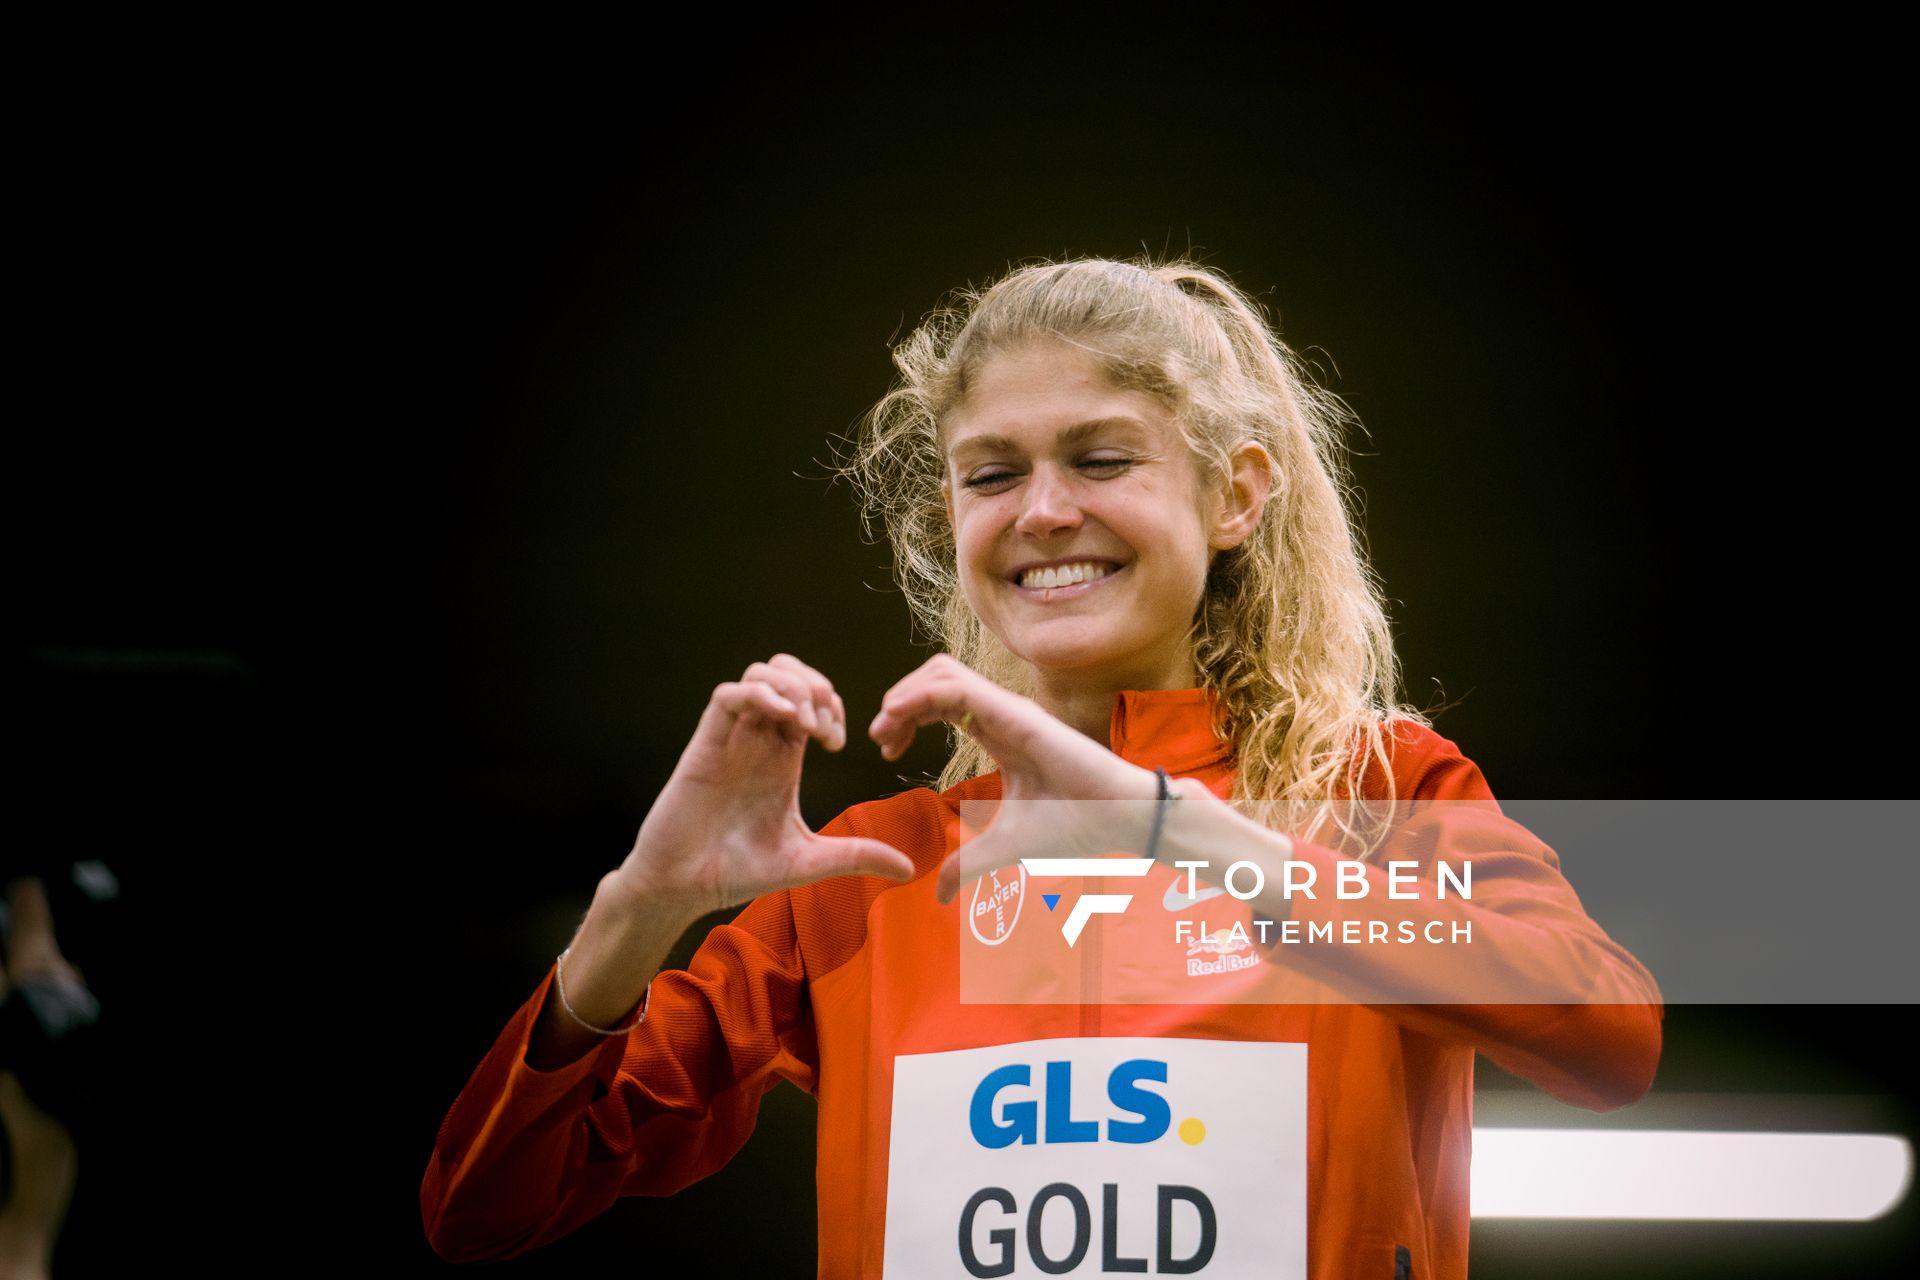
[{"xmin": 13, "ymin": 30, "xmax": 1911, "ymax": 1276}]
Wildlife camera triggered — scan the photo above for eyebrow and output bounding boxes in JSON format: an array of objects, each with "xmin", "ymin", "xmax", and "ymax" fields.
[{"xmin": 945, "ymin": 417, "xmax": 1151, "ymax": 464}]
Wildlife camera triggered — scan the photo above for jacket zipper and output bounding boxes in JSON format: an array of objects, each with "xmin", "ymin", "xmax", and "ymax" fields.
[{"xmin": 1080, "ymin": 894, "xmax": 1101, "ymax": 1037}]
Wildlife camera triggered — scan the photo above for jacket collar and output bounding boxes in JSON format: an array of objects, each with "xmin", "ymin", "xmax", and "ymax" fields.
[{"xmin": 1107, "ymin": 687, "xmax": 1234, "ymax": 775}]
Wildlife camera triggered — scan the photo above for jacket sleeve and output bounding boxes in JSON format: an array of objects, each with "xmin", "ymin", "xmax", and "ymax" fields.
[
  {"xmin": 420, "ymin": 882, "xmax": 819, "ymax": 1262},
  {"xmin": 1270, "ymin": 733, "xmax": 1664, "ymax": 1113}
]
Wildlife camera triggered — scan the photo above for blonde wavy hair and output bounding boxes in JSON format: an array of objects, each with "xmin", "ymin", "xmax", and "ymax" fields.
[{"xmin": 838, "ymin": 256, "xmax": 1428, "ymax": 856}]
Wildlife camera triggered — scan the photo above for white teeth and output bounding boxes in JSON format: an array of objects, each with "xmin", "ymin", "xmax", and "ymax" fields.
[{"xmin": 1018, "ymin": 561, "xmax": 1114, "ymax": 590}]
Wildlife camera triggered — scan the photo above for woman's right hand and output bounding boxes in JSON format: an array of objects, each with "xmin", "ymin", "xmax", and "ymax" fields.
[{"xmin": 608, "ymin": 654, "xmax": 916, "ymax": 924}]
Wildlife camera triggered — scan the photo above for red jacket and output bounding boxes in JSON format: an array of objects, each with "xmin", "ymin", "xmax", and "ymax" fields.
[{"xmin": 422, "ymin": 688, "xmax": 1662, "ymax": 1277}]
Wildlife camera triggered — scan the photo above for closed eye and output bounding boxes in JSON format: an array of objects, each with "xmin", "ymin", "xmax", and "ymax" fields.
[
  {"xmin": 962, "ymin": 469, "xmax": 1019, "ymax": 491},
  {"xmin": 962, "ymin": 456, "xmax": 1132, "ymax": 492}
]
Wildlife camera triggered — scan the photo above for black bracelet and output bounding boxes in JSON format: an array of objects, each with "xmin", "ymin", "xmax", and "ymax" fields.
[{"xmin": 1145, "ymin": 767, "xmax": 1182, "ymax": 862}]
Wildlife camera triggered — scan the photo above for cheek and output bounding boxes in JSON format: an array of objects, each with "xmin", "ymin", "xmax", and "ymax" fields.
[
  {"xmin": 952, "ymin": 518, "xmax": 981, "ymax": 571},
  {"xmin": 952, "ymin": 518, "xmax": 995, "ymax": 595},
  {"xmin": 1154, "ymin": 522, "xmax": 1215, "ymax": 607}
]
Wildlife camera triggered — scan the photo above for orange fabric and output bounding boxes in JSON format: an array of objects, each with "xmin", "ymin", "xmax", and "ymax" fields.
[{"xmin": 422, "ymin": 688, "xmax": 1662, "ymax": 1277}]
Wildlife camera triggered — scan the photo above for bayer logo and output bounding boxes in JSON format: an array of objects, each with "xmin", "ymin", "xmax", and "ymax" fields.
[{"xmin": 968, "ymin": 865, "xmax": 1027, "ymax": 945}]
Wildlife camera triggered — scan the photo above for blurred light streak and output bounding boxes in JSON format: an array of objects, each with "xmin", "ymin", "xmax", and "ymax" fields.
[{"xmin": 1472, "ymin": 1129, "xmax": 1912, "ymax": 1220}]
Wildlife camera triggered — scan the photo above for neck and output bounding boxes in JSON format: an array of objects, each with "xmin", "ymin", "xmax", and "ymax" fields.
[{"xmin": 1029, "ymin": 652, "xmax": 1200, "ymax": 744}]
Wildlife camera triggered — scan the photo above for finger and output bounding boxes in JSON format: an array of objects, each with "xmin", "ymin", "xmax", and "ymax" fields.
[
  {"xmin": 934, "ymin": 824, "xmax": 1023, "ymax": 904},
  {"xmin": 742, "ymin": 662, "xmax": 816, "ymax": 726},
  {"xmin": 829, "ymin": 690, "xmax": 849, "ymax": 753},
  {"xmin": 936, "ymin": 850, "xmax": 963, "ymax": 904},
  {"xmin": 936, "ymin": 797, "xmax": 1006, "ymax": 906},
  {"xmin": 869, "ymin": 654, "xmax": 970, "ymax": 756},
  {"xmin": 743, "ymin": 662, "xmax": 821, "ymax": 735},
  {"xmin": 708, "ymin": 680, "xmax": 807, "ymax": 740},
  {"xmin": 868, "ymin": 653, "xmax": 961, "ymax": 730},
  {"xmin": 801, "ymin": 833, "xmax": 918, "ymax": 885},
  {"xmin": 870, "ymin": 673, "xmax": 995, "ymax": 761},
  {"xmin": 769, "ymin": 653, "xmax": 845, "ymax": 751},
  {"xmin": 763, "ymin": 662, "xmax": 842, "ymax": 751}
]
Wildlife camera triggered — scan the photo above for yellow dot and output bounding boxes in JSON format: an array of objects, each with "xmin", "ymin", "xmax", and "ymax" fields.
[{"xmin": 1178, "ymin": 1117, "xmax": 1206, "ymax": 1145}]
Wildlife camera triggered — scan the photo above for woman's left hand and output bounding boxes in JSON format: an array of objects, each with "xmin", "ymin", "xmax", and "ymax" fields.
[{"xmin": 867, "ymin": 653, "xmax": 1160, "ymax": 904}]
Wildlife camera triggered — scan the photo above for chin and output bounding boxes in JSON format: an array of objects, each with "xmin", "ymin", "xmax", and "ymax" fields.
[{"xmin": 1005, "ymin": 632, "xmax": 1144, "ymax": 680}]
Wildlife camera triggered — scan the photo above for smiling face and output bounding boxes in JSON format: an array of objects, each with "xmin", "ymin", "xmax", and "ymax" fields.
[{"xmin": 941, "ymin": 340, "xmax": 1239, "ymax": 693}]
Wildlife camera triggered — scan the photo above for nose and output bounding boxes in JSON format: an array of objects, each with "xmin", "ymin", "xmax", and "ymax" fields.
[{"xmin": 1013, "ymin": 463, "xmax": 1083, "ymax": 538}]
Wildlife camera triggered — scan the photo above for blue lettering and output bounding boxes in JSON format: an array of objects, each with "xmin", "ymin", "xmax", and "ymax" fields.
[
  {"xmin": 970, "ymin": 1058, "xmax": 1174, "ymax": 1147},
  {"xmin": 1044, "ymin": 1060, "xmax": 1100, "ymax": 1143},
  {"xmin": 1104, "ymin": 1059, "xmax": 1171, "ymax": 1143},
  {"xmin": 970, "ymin": 1065, "xmax": 1037, "ymax": 1148}
]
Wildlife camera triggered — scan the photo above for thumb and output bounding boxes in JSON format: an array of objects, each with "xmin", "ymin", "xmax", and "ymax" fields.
[
  {"xmin": 805, "ymin": 834, "xmax": 918, "ymax": 886},
  {"xmin": 936, "ymin": 825, "xmax": 1021, "ymax": 905}
]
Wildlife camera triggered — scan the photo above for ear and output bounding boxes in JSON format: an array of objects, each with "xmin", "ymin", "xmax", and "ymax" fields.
[{"xmin": 1207, "ymin": 441, "xmax": 1273, "ymax": 551}]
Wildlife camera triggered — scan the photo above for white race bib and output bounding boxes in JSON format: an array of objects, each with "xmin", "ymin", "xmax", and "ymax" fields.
[{"xmin": 884, "ymin": 1037, "xmax": 1306, "ymax": 1277}]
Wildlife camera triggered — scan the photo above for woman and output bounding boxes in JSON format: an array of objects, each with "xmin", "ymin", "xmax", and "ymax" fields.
[{"xmin": 422, "ymin": 257, "xmax": 1662, "ymax": 1278}]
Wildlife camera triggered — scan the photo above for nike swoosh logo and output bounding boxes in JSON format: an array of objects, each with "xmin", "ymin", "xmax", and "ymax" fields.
[{"xmin": 1163, "ymin": 879, "xmax": 1227, "ymax": 911}]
